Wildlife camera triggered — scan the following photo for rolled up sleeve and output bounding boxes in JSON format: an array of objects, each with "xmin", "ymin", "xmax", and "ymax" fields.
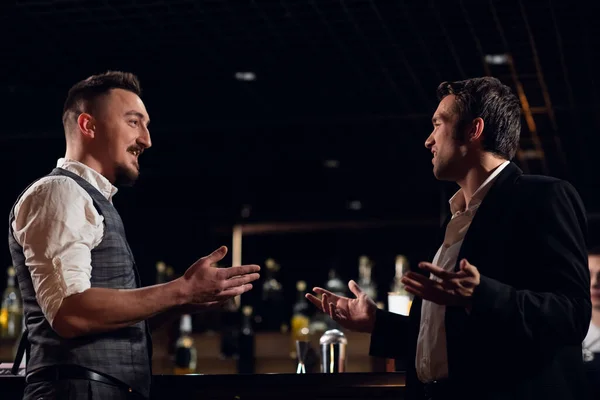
[{"xmin": 12, "ymin": 177, "xmax": 104, "ymax": 326}]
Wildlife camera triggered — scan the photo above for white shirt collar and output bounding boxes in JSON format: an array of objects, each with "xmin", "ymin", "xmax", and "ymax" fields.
[
  {"xmin": 449, "ymin": 160, "xmax": 510, "ymax": 215},
  {"xmin": 56, "ymin": 158, "xmax": 118, "ymax": 202}
]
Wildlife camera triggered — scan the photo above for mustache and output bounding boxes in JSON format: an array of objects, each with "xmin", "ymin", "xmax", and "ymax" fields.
[{"xmin": 127, "ymin": 145, "xmax": 144, "ymax": 154}]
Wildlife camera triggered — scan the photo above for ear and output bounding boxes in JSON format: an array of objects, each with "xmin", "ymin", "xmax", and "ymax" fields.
[
  {"xmin": 468, "ymin": 117, "xmax": 484, "ymax": 143},
  {"xmin": 76, "ymin": 113, "xmax": 96, "ymax": 139}
]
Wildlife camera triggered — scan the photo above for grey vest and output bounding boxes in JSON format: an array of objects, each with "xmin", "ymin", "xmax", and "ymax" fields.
[{"xmin": 8, "ymin": 167, "xmax": 152, "ymax": 397}]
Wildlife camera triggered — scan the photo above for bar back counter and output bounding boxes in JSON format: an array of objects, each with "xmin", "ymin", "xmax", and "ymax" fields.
[{"xmin": 1, "ymin": 372, "xmax": 406, "ymax": 399}]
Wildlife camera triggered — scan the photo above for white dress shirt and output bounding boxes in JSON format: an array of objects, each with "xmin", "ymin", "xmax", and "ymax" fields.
[
  {"xmin": 584, "ymin": 322, "xmax": 600, "ymax": 353},
  {"xmin": 11, "ymin": 158, "xmax": 117, "ymax": 326},
  {"xmin": 415, "ymin": 160, "xmax": 510, "ymax": 383}
]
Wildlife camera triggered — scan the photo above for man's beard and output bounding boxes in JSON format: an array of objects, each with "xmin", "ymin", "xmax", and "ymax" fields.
[{"xmin": 114, "ymin": 164, "xmax": 139, "ymax": 187}]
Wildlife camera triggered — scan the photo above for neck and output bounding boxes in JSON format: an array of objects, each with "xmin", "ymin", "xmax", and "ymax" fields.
[
  {"xmin": 455, "ymin": 153, "xmax": 505, "ymax": 207},
  {"xmin": 64, "ymin": 148, "xmax": 115, "ymax": 183},
  {"xmin": 593, "ymin": 309, "xmax": 600, "ymax": 328}
]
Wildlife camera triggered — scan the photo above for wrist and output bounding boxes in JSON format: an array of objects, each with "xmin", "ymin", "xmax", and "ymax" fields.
[
  {"xmin": 365, "ymin": 304, "xmax": 377, "ymax": 333},
  {"xmin": 168, "ymin": 277, "xmax": 190, "ymax": 307}
]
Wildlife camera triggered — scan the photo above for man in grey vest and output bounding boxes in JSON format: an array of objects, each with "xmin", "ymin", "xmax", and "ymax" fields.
[{"xmin": 8, "ymin": 71, "xmax": 261, "ymax": 399}]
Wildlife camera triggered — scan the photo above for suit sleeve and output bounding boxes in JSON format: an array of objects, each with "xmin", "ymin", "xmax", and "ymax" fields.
[
  {"xmin": 470, "ymin": 180, "xmax": 591, "ymax": 348},
  {"xmin": 369, "ymin": 308, "xmax": 410, "ymax": 359}
]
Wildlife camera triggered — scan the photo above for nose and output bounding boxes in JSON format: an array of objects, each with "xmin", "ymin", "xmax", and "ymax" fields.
[
  {"xmin": 138, "ymin": 126, "xmax": 152, "ymax": 149},
  {"xmin": 425, "ymin": 132, "xmax": 434, "ymax": 150}
]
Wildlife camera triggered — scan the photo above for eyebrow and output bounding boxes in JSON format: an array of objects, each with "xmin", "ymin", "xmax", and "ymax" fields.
[
  {"xmin": 432, "ymin": 112, "xmax": 450, "ymax": 124},
  {"xmin": 125, "ymin": 110, "xmax": 150, "ymax": 126}
]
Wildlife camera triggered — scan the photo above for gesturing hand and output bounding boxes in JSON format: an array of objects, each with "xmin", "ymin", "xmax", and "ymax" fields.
[
  {"xmin": 179, "ymin": 246, "xmax": 260, "ymax": 306},
  {"xmin": 305, "ymin": 280, "xmax": 377, "ymax": 334},
  {"xmin": 401, "ymin": 258, "xmax": 480, "ymax": 309}
]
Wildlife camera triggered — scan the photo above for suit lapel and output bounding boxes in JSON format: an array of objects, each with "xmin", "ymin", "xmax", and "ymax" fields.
[{"xmin": 453, "ymin": 162, "xmax": 523, "ymax": 272}]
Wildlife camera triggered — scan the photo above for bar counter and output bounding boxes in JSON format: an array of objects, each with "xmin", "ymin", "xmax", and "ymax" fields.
[{"xmin": 1, "ymin": 372, "xmax": 406, "ymax": 399}]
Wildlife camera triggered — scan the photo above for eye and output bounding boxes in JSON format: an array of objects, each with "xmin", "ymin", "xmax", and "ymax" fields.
[{"xmin": 129, "ymin": 120, "xmax": 139, "ymax": 127}]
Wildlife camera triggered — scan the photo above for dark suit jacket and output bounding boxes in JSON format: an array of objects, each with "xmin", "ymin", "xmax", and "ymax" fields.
[{"xmin": 370, "ymin": 162, "xmax": 591, "ymax": 400}]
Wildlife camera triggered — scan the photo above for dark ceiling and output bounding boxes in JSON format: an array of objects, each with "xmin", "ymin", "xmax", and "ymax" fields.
[{"xmin": 2, "ymin": 0, "xmax": 600, "ymax": 273}]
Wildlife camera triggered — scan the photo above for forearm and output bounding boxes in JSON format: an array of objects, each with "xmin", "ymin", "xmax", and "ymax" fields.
[
  {"xmin": 472, "ymin": 275, "xmax": 591, "ymax": 346},
  {"xmin": 53, "ymin": 279, "xmax": 186, "ymax": 338},
  {"xmin": 369, "ymin": 308, "xmax": 410, "ymax": 359}
]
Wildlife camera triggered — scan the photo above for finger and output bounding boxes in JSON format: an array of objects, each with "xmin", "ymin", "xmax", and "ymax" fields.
[
  {"xmin": 441, "ymin": 279, "xmax": 461, "ymax": 291},
  {"xmin": 404, "ymin": 272, "xmax": 433, "ymax": 285},
  {"xmin": 419, "ymin": 262, "xmax": 466, "ymax": 281},
  {"xmin": 348, "ymin": 280, "xmax": 364, "ymax": 298},
  {"xmin": 223, "ymin": 273, "xmax": 260, "ymax": 289},
  {"xmin": 405, "ymin": 284, "xmax": 457, "ymax": 306},
  {"xmin": 329, "ymin": 302, "xmax": 337, "ymax": 320},
  {"xmin": 219, "ymin": 264, "xmax": 261, "ymax": 279},
  {"xmin": 201, "ymin": 246, "xmax": 228, "ymax": 264},
  {"xmin": 460, "ymin": 259, "xmax": 477, "ymax": 276},
  {"xmin": 404, "ymin": 285, "xmax": 422, "ymax": 298},
  {"xmin": 401, "ymin": 274, "xmax": 428, "ymax": 291},
  {"xmin": 305, "ymin": 294, "xmax": 324, "ymax": 312},
  {"xmin": 322, "ymin": 293, "xmax": 332, "ymax": 315},
  {"xmin": 313, "ymin": 287, "xmax": 339, "ymax": 300},
  {"xmin": 218, "ymin": 283, "xmax": 253, "ymax": 298}
]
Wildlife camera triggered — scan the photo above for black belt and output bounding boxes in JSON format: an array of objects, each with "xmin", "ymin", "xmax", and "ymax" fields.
[
  {"xmin": 423, "ymin": 379, "xmax": 455, "ymax": 400},
  {"xmin": 26, "ymin": 365, "xmax": 145, "ymax": 399}
]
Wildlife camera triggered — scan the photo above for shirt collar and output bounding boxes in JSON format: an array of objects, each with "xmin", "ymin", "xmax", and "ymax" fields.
[
  {"xmin": 56, "ymin": 158, "xmax": 118, "ymax": 202},
  {"xmin": 449, "ymin": 160, "xmax": 510, "ymax": 216}
]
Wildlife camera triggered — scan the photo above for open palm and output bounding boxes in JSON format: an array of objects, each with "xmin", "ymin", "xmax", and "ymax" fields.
[{"xmin": 305, "ymin": 280, "xmax": 377, "ymax": 334}]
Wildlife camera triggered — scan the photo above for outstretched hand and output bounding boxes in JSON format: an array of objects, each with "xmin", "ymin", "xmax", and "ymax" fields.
[
  {"xmin": 305, "ymin": 280, "xmax": 377, "ymax": 334},
  {"xmin": 401, "ymin": 258, "xmax": 480, "ymax": 309},
  {"xmin": 179, "ymin": 246, "xmax": 260, "ymax": 307}
]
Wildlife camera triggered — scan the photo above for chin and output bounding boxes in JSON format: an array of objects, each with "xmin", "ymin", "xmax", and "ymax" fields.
[
  {"xmin": 114, "ymin": 165, "xmax": 140, "ymax": 187},
  {"xmin": 433, "ymin": 167, "xmax": 451, "ymax": 182}
]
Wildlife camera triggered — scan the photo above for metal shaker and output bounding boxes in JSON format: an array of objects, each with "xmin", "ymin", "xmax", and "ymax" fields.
[{"xmin": 319, "ymin": 329, "xmax": 347, "ymax": 373}]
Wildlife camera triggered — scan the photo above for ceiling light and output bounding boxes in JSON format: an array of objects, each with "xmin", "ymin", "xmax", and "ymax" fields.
[
  {"xmin": 348, "ymin": 200, "xmax": 362, "ymax": 211},
  {"xmin": 324, "ymin": 159, "xmax": 340, "ymax": 168},
  {"xmin": 484, "ymin": 54, "xmax": 509, "ymax": 65},
  {"xmin": 235, "ymin": 72, "xmax": 256, "ymax": 81}
]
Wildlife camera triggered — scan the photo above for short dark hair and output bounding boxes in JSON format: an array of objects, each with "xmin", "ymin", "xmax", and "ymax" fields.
[
  {"xmin": 590, "ymin": 246, "xmax": 600, "ymax": 257},
  {"xmin": 436, "ymin": 77, "xmax": 521, "ymax": 160},
  {"xmin": 62, "ymin": 71, "xmax": 142, "ymax": 127}
]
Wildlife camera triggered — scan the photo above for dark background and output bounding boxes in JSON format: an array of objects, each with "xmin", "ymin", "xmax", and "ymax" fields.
[{"xmin": 1, "ymin": 0, "xmax": 599, "ymax": 307}]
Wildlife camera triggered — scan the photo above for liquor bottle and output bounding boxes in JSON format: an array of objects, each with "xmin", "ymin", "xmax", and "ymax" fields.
[
  {"xmin": 388, "ymin": 255, "xmax": 413, "ymax": 316},
  {"xmin": 0, "ymin": 267, "xmax": 23, "ymax": 339},
  {"xmin": 237, "ymin": 306, "xmax": 255, "ymax": 374},
  {"xmin": 219, "ymin": 276, "xmax": 242, "ymax": 359},
  {"xmin": 165, "ymin": 265, "xmax": 174, "ymax": 282},
  {"xmin": 357, "ymin": 255, "xmax": 377, "ymax": 301},
  {"xmin": 155, "ymin": 261, "xmax": 166, "ymax": 284},
  {"xmin": 325, "ymin": 269, "xmax": 346, "ymax": 297},
  {"xmin": 173, "ymin": 314, "xmax": 197, "ymax": 374},
  {"xmin": 259, "ymin": 258, "xmax": 286, "ymax": 332},
  {"xmin": 290, "ymin": 281, "xmax": 310, "ymax": 359}
]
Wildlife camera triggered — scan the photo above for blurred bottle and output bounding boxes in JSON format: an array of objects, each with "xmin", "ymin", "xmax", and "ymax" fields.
[
  {"xmin": 357, "ymin": 255, "xmax": 377, "ymax": 301},
  {"xmin": 388, "ymin": 255, "xmax": 413, "ymax": 316},
  {"xmin": 290, "ymin": 280, "xmax": 311, "ymax": 359},
  {"xmin": 0, "ymin": 266, "xmax": 22, "ymax": 339},
  {"xmin": 219, "ymin": 298, "xmax": 241, "ymax": 360},
  {"xmin": 155, "ymin": 261, "xmax": 166, "ymax": 284},
  {"xmin": 237, "ymin": 306, "xmax": 256, "ymax": 374},
  {"xmin": 258, "ymin": 258, "xmax": 287, "ymax": 332},
  {"xmin": 165, "ymin": 265, "xmax": 174, "ymax": 282},
  {"xmin": 173, "ymin": 314, "xmax": 197, "ymax": 375},
  {"xmin": 325, "ymin": 269, "xmax": 346, "ymax": 297}
]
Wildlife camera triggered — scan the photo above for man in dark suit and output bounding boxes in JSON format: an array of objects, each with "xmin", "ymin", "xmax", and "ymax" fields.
[{"xmin": 306, "ymin": 77, "xmax": 590, "ymax": 400}]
